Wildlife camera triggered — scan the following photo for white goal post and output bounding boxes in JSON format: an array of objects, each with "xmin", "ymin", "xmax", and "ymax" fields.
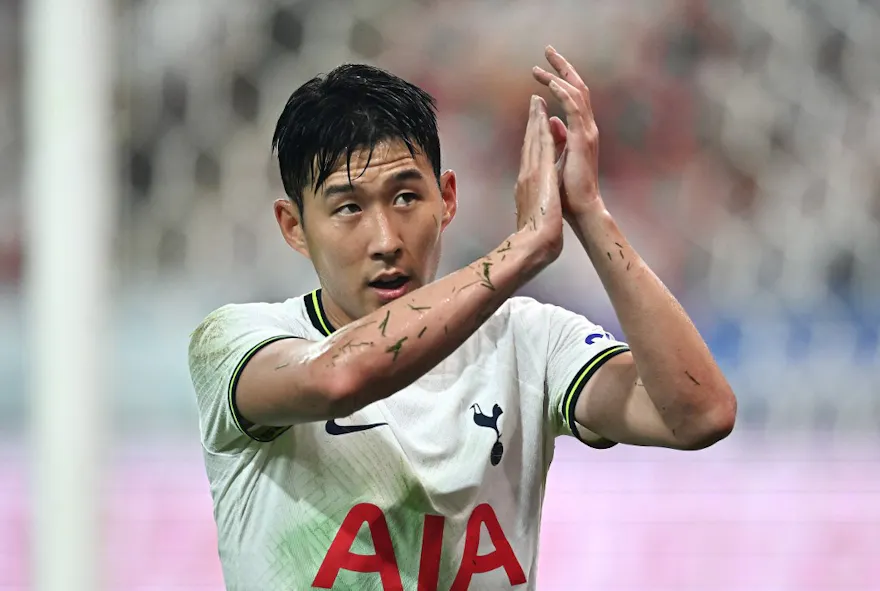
[{"xmin": 24, "ymin": 0, "xmax": 114, "ymax": 588}]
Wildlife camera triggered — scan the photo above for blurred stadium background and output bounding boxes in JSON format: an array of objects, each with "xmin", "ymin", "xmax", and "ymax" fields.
[{"xmin": 2, "ymin": 0, "xmax": 879, "ymax": 589}]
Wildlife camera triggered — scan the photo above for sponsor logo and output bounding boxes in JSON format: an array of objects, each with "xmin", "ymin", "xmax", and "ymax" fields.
[
  {"xmin": 325, "ymin": 420, "xmax": 387, "ymax": 436},
  {"xmin": 314, "ymin": 503, "xmax": 526, "ymax": 590},
  {"xmin": 585, "ymin": 331, "xmax": 614, "ymax": 345}
]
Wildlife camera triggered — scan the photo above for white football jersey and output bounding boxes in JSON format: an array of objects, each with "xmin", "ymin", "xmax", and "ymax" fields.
[{"xmin": 188, "ymin": 289, "xmax": 629, "ymax": 590}]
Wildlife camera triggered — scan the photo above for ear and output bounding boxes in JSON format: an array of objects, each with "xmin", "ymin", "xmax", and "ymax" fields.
[
  {"xmin": 438, "ymin": 169, "xmax": 458, "ymax": 231},
  {"xmin": 274, "ymin": 198, "xmax": 311, "ymax": 259}
]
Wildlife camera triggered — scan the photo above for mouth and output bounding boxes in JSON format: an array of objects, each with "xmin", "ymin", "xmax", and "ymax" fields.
[{"xmin": 367, "ymin": 274, "xmax": 413, "ymax": 302}]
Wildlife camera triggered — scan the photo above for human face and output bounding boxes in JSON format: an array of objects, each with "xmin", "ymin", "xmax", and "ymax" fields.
[{"xmin": 274, "ymin": 139, "xmax": 457, "ymax": 327}]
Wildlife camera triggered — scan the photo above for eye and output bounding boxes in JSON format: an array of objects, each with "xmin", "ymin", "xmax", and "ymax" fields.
[
  {"xmin": 394, "ymin": 192, "xmax": 419, "ymax": 206},
  {"xmin": 334, "ymin": 203, "xmax": 361, "ymax": 216}
]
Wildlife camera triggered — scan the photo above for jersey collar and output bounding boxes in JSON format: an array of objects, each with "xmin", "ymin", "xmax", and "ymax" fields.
[{"xmin": 305, "ymin": 289, "xmax": 336, "ymax": 336}]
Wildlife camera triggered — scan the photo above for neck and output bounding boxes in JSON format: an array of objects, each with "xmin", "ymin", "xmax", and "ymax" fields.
[{"xmin": 319, "ymin": 288, "xmax": 352, "ymax": 331}]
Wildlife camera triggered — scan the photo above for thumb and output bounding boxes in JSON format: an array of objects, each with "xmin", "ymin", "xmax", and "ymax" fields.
[{"xmin": 549, "ymin": 116, "xmax": 567, "ymax": 160}]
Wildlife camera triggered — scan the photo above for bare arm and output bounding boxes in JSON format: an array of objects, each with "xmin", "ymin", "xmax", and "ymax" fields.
[
  {"xmin": 237, "ymin": 96, "xmax": 563, "ymax": 426},
  {"xmin": 571, "ymin": 212, "xmax": 735, "ymax": 449},
  {"xmin": 534, "ymin": 46, "xmax": 736, "ymax": 450}
]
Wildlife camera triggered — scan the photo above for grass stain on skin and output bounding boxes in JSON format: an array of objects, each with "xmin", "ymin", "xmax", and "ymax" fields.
[
  {"xmin": 386, "ymin": 337, "xmax": 408, "ymax": 361},
  {"xmin": 378, "ymin": 310, "xmax": 391, "ymax": 337},
  {"xmin": 480, "ymin": 262, "xmax": 496, "ymax": 291}
]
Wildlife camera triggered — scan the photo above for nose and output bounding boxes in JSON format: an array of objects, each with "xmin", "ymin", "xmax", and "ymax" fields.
[{"xmin": 367, "ymin": 209, "xmax": 404, "ymax": 262}]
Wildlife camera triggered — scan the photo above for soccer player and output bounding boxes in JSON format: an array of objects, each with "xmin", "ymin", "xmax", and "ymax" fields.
[{"xmin": 188, "ymin": 46, "xmax": 736, "ymax": 590}]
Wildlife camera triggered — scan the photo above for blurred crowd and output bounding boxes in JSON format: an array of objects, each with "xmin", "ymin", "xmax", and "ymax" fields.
[
  {"xmin": 1, "ymin": 0, "xmax": 878, "ymax": 431},
  {"xmin": 1, "ymin": 1, "xmax": 878, "ymax": 311},
  {"xmin": 0, "ymin": 0, "xmax": 20, "ymax": 286}
]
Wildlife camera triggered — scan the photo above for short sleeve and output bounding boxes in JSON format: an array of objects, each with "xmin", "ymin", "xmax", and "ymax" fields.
[
  {"xmin": 187, "ymin": 303, "xmax": 303, "ymax": 452},
  {"xmin": 513, "ymin": 298, "xmax": 630, "ymax": 448}
]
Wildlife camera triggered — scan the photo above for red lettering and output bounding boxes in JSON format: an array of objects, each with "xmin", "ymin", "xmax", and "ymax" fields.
[
  {"xmin": 315, "ymin": 503, "xmax": 525, "ymax": 590},
  {"xmin": 312, "ymin": 503, "xmax": 403, "ymax": 590},
  {"xmin": 417, "ymin": 514, "xmax": 445, "ymax": 591},
  {"xmin": 449, "ymin": 503, "xmax": 526, "ymax": 590}
]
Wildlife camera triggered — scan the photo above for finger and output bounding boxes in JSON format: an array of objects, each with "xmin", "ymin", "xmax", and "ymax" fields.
[
  {"xmin": 545, "ymin": 46, "xmax": 592, "ymax": 114},
  {"xmin": 536, "ymin": 108, "xmax": 558, "ymax": 185},
  {"xmin": 549, "ymin": 116, "xmax": 567, "ymax": 159},
  {"xmin": 531, "ymin": 96, "xmax": 550, "ymax": 164},
  {"xmin": 537, "ymin": 99, "xmax": 553, "ymax": 154},
  {"xmin": 520, "ymin": 95, "xmax": 542, "ymax": 170},
  {"xmin": 536, "ymin": 111, "xmax": 557, "ymax": 186},
  {"xmin": 533, "ymin": 65, "xmax": 587, "ymax": 115},
  {"xmin": 547, "ymin": 79, "xmax": 584, "ymax": 128},
  {"xmin": 531, "ymin": 65, "xmax": 555, "ymax": 86},
  {"xmin": 533, "ymin": 94, "xmax": 548, "ymax": 113},
  {"xmin": 545, "ymin": 46, "xmax": 587, "ymax": 92},
  {"xmin": 532, "ymin": 66, "xmax": 578, "ymax": 97}
]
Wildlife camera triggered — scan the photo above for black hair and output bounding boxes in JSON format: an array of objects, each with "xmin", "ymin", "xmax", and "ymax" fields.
[{"xmin": 272, "ymin": 64, "xmax": 442, "ymax": 216}]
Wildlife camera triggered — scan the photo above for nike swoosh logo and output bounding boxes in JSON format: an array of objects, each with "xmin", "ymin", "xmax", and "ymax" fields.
[{"xmin": 325, "ymin": 420, "xmax": 388, "ymax": 436}]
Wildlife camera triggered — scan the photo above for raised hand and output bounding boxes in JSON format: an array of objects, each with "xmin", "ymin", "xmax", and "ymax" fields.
[
  {"xmin": 514, "ymin": 95, "xmax": 564, "ymax": 265},
  {"xmin": 532, "ymin": 46, "xmax": 603, "ymax": 220}
]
